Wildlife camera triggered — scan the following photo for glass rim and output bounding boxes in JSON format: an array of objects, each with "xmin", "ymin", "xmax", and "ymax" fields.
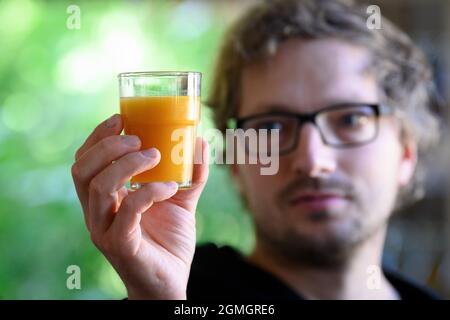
[{"xmin": 118, "ymin": 71, "xmax": 201, "ymax": 78}]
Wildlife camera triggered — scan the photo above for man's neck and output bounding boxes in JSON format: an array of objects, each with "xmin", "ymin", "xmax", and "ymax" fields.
[{"xmin": 248, "ymin": 228, "xmax": 400, "ymax": 300}]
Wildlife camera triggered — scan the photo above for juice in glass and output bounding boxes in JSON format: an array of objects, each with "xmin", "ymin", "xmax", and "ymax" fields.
[{"xmin": 118, "ymin": 72, "xmax": 201, "ymax": 189}]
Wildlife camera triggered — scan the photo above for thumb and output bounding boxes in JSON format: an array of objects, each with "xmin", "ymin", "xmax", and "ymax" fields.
[{"xmin": 170, "ymin": 137, "xmax": 209, "ymax": 212}]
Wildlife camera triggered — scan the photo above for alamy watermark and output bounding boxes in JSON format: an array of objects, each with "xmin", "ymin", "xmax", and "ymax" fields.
[
  {"xmin": 366, "ymin": 5, "xmax": 382, "ymax": 30},
  {"xmin": 66, "ymin": 5, "xmax": 81, "ymax": 30},
  {"xmin": 66, "ymin": 265, "xmax": 81, "ymax": 290},
  {"xmin": 366, "ymin": 265, "xmax": 382, "ymax": 290},
  {"xmin": 171, "ymin": 128, "xmax": 280, "ymax": 176}
]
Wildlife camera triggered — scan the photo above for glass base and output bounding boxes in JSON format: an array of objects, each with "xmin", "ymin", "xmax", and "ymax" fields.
[{"xmin": 131, "ymin": 180, "xmax": 192, "ymax": 190}]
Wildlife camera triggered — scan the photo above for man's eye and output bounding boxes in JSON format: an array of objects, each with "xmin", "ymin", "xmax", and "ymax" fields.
[{"xmin": 338, "ymin": 113, "xmax": 370, "ymax": 128}]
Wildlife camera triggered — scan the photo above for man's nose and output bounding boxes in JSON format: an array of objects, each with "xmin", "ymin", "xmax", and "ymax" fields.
[{"xmin": 289, "ymin": 123, "xmax": 337, "ymax": 177}]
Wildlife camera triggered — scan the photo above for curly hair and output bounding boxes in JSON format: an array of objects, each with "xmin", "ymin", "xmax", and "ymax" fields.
[{"xmin": 206, "ymin": 0, "xmax": 442, "ymax": 209}]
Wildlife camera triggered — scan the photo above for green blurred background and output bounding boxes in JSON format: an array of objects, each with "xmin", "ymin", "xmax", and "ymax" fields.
[
  {"xmin": 0, "ymin": 0, "xmax": 449, "ymax": 299},
  {"xmin": 0, "ymin": 0, "xmax": 256, "ymax": 299}
]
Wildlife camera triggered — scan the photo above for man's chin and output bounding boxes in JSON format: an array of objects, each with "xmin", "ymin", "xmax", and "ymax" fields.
[
  {"xmin": 293, "ymin": 215, "xmax": 365, "ymax": 244},
  {"xmin": 257, "ymin": 219, "xmax": 367, "ymax": 268},
  {"xmin": 270, "ymin": 231, "xmax": 361, "ymax": 268}
]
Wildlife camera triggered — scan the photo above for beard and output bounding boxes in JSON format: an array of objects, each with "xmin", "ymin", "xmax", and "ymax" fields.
[
  {"xmin": 254, "ymin": 215, "xmax": 376, "ymax": 270},
  {"xmin": 247, "ymin": 173, "xmax": 390, "ymax": 270}
]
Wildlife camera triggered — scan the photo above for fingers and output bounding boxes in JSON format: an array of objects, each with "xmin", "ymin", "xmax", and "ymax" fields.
[
  {"xmin": 72, "ymin": 134, "xmax": 142, "ymax": 214},
  {"xmin": 72, "ymin": 114, "xmax": 126, "ymax": 217},
  {"xmin": 88, "ymin": 148, "xmax": 161, "ymax": 237},
  {"xmin": 111, "ymin": 182, "xmax": 179, "ymax": 239},
  {"xmin": 75, "ymin": 114, "xmax": 123, "ymax": 161},
  {"xmin": 170, "ymin": 137, "xmax": 210, "ymax": 212},
  {"xmin": 78, "ymin": 135, "xmax": 141, "ymax": 181},
  {"xmin": 192, "ymin": 137, "xmax": 210, "ymax": 186}
]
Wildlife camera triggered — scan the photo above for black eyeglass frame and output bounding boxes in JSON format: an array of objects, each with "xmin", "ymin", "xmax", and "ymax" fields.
[{"xmin": 232, "ymin": 103, "xmax": 394, "ymax": 155}]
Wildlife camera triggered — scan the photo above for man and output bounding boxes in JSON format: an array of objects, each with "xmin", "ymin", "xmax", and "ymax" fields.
[{"xmin": 71, "ymin": 0, "xmax": 441, "ymax": 299}]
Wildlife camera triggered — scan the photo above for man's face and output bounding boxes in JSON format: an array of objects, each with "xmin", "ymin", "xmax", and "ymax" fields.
[{"xmin": 233, "ymin": 39, "xmax": 416, "ymax": 266}]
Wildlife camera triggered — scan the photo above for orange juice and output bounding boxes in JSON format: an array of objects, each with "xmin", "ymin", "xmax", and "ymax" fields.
[{"xmin": 120, "ymin": 96, "xmax": 200, "ymax": 188}]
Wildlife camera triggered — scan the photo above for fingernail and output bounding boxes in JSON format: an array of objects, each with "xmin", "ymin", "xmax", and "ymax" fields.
[
  {"xmin": 105, "ymin": 114, "xmax": 119, "ymax": 128},
  {"xmin": 164, "ymin": 181, "xmax": 178, "ymax": 189},
  {"xmin": 122, "ymin": 135, "xmax": 140, "ymax": 146},
  {"xmin": 141, "ymin": 148, "xmax": 159, "ymax": 159}
]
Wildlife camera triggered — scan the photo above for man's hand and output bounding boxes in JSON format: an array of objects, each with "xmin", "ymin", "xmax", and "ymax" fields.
[{"xmin": 71, "ymin": 114, "xmax": 209, "ymax": 299}]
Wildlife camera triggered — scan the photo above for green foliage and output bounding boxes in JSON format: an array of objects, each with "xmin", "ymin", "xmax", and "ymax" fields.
[{"xmin": 0, "ymin": 0, "xmax": 252, "ymax": 299}]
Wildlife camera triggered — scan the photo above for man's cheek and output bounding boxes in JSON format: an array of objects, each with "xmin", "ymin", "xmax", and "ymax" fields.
[
  {"xmin": 357, "ymin": 168, "xmax": 398, "ymax": 214},
  {"xmin": 343, "ymin": 162, "xmax": 378, "ymax": 208}
]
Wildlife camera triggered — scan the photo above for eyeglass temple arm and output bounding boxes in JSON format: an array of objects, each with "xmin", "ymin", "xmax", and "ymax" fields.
[{"xmin": 379, "ymin": 103, "xmax": 394, "ymax": 115}]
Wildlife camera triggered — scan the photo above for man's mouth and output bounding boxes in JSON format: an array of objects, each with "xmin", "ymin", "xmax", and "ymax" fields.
[{"xmin": 288, "ymin": 192, "xmax": 350, "ymax": 212}]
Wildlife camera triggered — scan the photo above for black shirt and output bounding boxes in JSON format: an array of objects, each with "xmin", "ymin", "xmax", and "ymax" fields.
[{"xmin": 187, "ymin": 243, "xmax": 440, "ymax": 300}]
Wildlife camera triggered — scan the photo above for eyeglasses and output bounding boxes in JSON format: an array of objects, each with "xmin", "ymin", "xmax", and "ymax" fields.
[{"xmin": 230, "ymin": 103, "xmax": 394, "ymax": 156}]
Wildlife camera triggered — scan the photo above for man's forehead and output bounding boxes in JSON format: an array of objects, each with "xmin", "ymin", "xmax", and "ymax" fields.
[
  {"xmin": 250, "ymin": 38, "xmax": 373, "ymax": 76},
  {"xmin": 240, "ymin": 38, "xmax": 377, "ymax": 115}
]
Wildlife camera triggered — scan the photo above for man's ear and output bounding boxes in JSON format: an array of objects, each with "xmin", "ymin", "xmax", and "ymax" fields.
[{"xmin": 398, "ymin": 139, "xmax": 418, "ymax": 187}]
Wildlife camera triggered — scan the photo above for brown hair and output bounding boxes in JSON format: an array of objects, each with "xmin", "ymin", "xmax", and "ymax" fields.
[{"xmin": 207, "ymin": 0, "xmax": 442, "ymax": 208}]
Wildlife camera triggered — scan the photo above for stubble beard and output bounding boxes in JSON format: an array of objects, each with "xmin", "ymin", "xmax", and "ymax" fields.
[{"xmin": 253, "ymin": 208, "xmax": 386, "ymax": 271}]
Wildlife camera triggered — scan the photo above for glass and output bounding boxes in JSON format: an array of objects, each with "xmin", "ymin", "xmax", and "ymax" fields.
[
  {"xmin": 234, "ymin": 103, "xmax": 393, "ymax": 155},
  {"xmin": 119, "ymin": 71, "xmax": 201, "ymax": 189}
]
